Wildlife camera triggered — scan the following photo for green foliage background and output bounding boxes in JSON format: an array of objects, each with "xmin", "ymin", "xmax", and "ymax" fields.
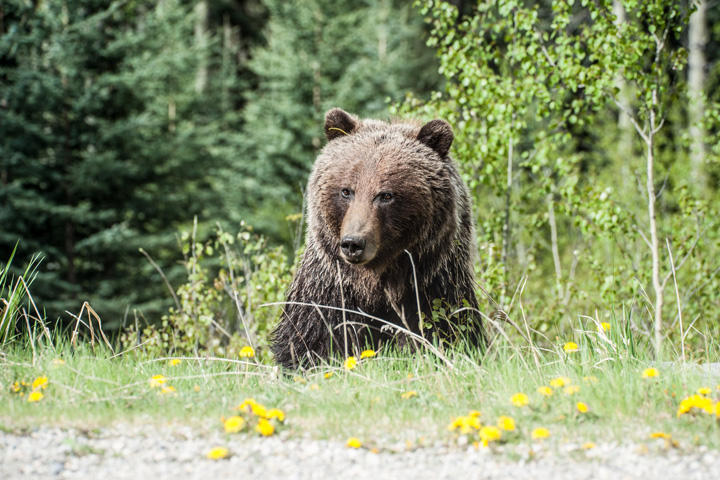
[{"xmin": 2, "ymin": 0, "xmax": 720, "ymax": 357}]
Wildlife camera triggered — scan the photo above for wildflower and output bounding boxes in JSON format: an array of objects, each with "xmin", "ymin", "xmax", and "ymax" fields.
[
  {"xmin": 255, "ymin": 418, "xmax": 274, "ymax": 436},
  {"xmin": 677, "ymin": 394, "xmax": 714, "ymax": 416},
  {"xmin": 27, "ymin": 391, "xmax": 44, "ymax": 403},
  {"xmin": 576, "ymin": 402, "xmax": 589, "ymax": 413},
  {"xmin": 582, "ymin": 442, "xmax": 596, "ymax": 449},
  {"xmin": 564, "ymin": 385, "xmax": 580, "ymax": 396},
  {"xmin": 194, "ymin": 385, "xmax": 201, "ymax": 392},
  {"xmin": 497, "ymin": 416, "xmax": 515, "ymax": 431},
  {"xmin": 401, "ymin": 391, "xmax": 418, "ymax": 400},
  {"xmin": 479, "ymin": 426, "xmax": 502, "ymax": 447},
  {"xmin": 309, "ymin": 383, "xmax": 321, "ymax": 391},
  {"xmin": 239, "ymin": 346, "xmax": 255, "ymax": 358},
  {"xmin": 31, "ymin": 376, "xmax": 48, "ymax": 391},
  {"xmin": 599, "ymin": 322, "xmax": 611, "ymax": 332},
  {"xmin": 344, "ymin": 356, "xmax": 357, "ymax": 371},
  {"xmin": 324, "ymin": 372, "xmax": 334, "ymax": 379},
  {"xmin": 11, "ymin": 382, "xmax": 22, "ymax": 393},
  {"xmin": 52, "ymin": 358, "xmax": 65, "ymax": 366},
  {"xmin": 531, "ymin": 427, "xmax": 550, "ymax": 440},
  {"xmin": 293, "ymin": 376, "xmax": 307, "ymax": 384},
  {"xmin": 697, "ymin": 387, "xmax": 711, "ymax": 396},
  {"xmin": 582, "ymin": 376, "xmax": 598, "ymax": 384},
  {"xmin": 149, "ymin": 375, "xmax": 167, "ymax": 388},
  {"xmin": 641, "ymin": 368, "xmax": 659, "ymax": 379},
  {"xmin": 237, "ymin": 398, "xmax": 268, "ymax": 418},
  {"xmin": 159, "ymin": 385, "xmax": 176, "ymax": 395},
  {"xmin": 223, "ymin": 416, "xmax": 245, "ymax": 433},
  {"xmin": 346, "ymin": 437, "xmax": 362, "ymax": 449},
  {"xmin": 468, "ymin": 410, "xmax": 481, "ymax": 418},
  {"xmin": 550, "ymin": 377, "xmax": 571, "ymax": 388},
  {"xmin": 206, "ymin": 447, "xmax": 229, "ymax": 460},
  {"xmin": 510, "ymin": 393, "xmax": 529, "ymax": 407},
  {"xmin": 537, "ymin": 386, "xmax": 553, "ymax": 397},
  {"xmin": 563, "ymin": 342, "xmax": 579, "ymax": 353},
  {"xmin": 360, "ymin": 349, "xmax": 376, "ymax": 359},
  {"xmin": 168, "ymin": 359, "xmax": 181, "ymax": 366},
  {"xmin": 650, "ymin": 432, "xmax": 671, "ymax": 439},
  {"xmin": 447, "ymin": 415, "xmax": 481, "ymax": 434},
  {"xmin": 266, "ymin": 408, "xmax": 286, "ymax": 422}
]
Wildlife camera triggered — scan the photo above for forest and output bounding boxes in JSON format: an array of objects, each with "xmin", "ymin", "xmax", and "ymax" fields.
[{"xmin": 2, "ymin": 0, "xmax": 719, "ymax": 359}]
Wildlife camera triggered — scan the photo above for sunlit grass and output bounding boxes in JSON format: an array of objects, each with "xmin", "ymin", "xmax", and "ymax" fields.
[{"xmin": 2, "ymin": 313, "xmax": 719, "ymax": 453}]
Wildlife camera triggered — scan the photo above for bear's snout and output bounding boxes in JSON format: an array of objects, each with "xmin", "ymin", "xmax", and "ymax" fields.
[{"xmin": 340, "ymin": 236, "xmax": 366, "ymax": 262}]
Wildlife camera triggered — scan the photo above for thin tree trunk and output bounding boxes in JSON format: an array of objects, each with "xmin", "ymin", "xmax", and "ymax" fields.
[
  {"xmin": 613, "ymin": 1, "xmax": 633, "ymax": 188},
  {"xmin": 194, "ymin": 1, "xmax": 208, "ymax": 94},
  {"xmin": 547, "ymin": 193, "xmax": 563, "ymax": 299},
  {"xmin": 647, "ymin": 89, "xmax": 663, "ymax": 358},
  {"xmin": 688, "ymin": 0, "xmax": 707, "ymax": 192}
]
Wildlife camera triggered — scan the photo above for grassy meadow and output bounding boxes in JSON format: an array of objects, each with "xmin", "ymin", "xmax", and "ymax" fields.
[{"xmin": 3, "ymin": 311, "xmax": 720, "ymax": 454}]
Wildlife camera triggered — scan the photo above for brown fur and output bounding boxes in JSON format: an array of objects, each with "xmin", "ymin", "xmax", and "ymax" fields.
[{"xmin": 271, "ymin": 108, "xmax": 485, "ymax": 369}]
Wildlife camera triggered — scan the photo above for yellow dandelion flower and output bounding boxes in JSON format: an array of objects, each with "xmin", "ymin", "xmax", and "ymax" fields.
[
  {"xmin": 582, "ymin": 442, "xmax": 596, "ymax": 449},
  {"xmin": 715, "ymin": 402, "xmax": 720, "ymax": 417},
  {"xmin": 697, "ymin": 387, "xmax": 711, "ymax": 396},
  {"xmin": 239, "ymin": 346, "xmax": 255, "ymax": 358},
  {"xmin": 149, "ymin": 374, "xmax": 167, "ymax": 388},
  {"xmin": 206, "ymin": 447, "xmax": 229, "ymax": 460},
  {"xmin": 324, "ymin": 372, "xmax": 334, "ymax": 379},
  {"xmin": 468, "ymin": 410, "xmax": 481, "ymax": 418},
  {"xmin": 599, "ymin": 322, "xmax": 611, "ymax": 332},
  {"xmin": 266, "ymin": 408, "xmax": 285, "ymax": 422},
  {"xmin": 159, "ymin": 385, "xmax": 176, "ymax": 395},
  {"xmin": 344, "ymin": 356, "xmax": 357, "ymax": 371},
  {"xmin": 510, "ymin": 393, "xmax": 529, "ymax": 407},
  {"xmin": 168, "ymin": 359, "xmax": 181, "ymax": 366},
  {"xmin": 550, "ymin": 376, "xmax": 571, "ymax": 388},
  {"xmin": 447, "ymin": 415, "xmax": 481, "ymax": 434},
  {"xmin": 223, "ymin": 416, "xmax": 245, "ymax": 433},
  {"xmin": 346, "ymin": 437, "xmax": 362, "ymax": 449},
  {"xmin": 531, "ymin": 427, "xmax": 550, "ymax": 440},
  {"xmin": 31, "ymin": 376, "xmax": 48, "ymax": 391},
  {"xmin": 650, "ymin": 432, "xmax": 671, "ymax": 439},
  {"xmin": 641, "ymin": 367, "xmax": 659, "ymax": 378},
  {"xmin": 563, "ymin": 341, "xmax": 579, "ymax": 353},
  {"xmin": 27, "ymin": 391, "xmax": 44, "ymax": 403},
  {"xmin": 255, "ymin": 418, "xmax": 274, "ymax": 436},
  {"xmin": 360, "ymin": 349, "xmax": 376, "ymax": 359},
  {"xmin": 11, "ymin": 382, "xmax": 22, "ymax": 393},
  {"xmin": 479, "ymin": 426, "xmax": 502, "ymax": 447},
  {"xmin": 194, "ymin": 385, "xmax": 201, "ymax": 392},
  {"xmin": 582, "ymin": 376, "xmax": 598, "ymax": 384},
  {"xmin": 537, "ymin": 386, "xmax": 553, "ymax": 396},
  {"xmin": 401, "ymin": 391, "xmax": 418, "ymax": 400},
  {"xmin": 564, "ymin": 385, "xmax": 580, "ymax": 396},
  {"xmin": 576, "ymin": 402, "xmax": 589, "ymax": 413},
  {"xmin": 52, "ymin": 358, "xmax": 65, "ymax": 366},
  {"xmin": 497, "ymin": 416, "xmax": 515, "ymax": 431},
  {"xmin": 677, "ymin": 394, "xmax": 714, "ymax": 416}
]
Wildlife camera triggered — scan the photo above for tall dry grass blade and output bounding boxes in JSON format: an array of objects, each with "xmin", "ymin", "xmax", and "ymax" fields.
[{"xmin": 666, "ymin": 239, "xmax": 684, "ymax": 363}]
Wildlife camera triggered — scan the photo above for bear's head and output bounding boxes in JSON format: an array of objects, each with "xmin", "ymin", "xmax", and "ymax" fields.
[{"xmin": 307, "ymin": 108, "xmax": 459, "ymax": 273}]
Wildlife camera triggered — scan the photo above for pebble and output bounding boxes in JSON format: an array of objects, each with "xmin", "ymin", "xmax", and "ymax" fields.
[{"xmin": 0, "ymin": 425, "xmax": 719, "ymax": 480}]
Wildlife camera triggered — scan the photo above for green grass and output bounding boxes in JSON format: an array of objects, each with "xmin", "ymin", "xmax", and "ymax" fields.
[{"xmin": 2, "ymin": 320, "xmax": 719, "ymax": 453}]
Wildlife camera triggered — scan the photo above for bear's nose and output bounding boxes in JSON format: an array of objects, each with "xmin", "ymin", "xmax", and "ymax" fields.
[{"xmin": 340, "ymin": 236, "xmax": 366, "ymax": 260}]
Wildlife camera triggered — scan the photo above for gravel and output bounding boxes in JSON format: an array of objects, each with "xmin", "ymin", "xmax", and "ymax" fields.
[{"xmin": 2, "ymin": 425, "xmax": 720, "ymax": 480}]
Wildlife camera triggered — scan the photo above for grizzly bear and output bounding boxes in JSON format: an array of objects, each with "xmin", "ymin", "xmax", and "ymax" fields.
[{"xmin": 271, "ymin": 108, "xmax": 485, "ymax": 369}]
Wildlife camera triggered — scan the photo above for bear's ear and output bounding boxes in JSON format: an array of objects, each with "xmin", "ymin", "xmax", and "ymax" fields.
[
  {"xmin": 324, "ymin": 108, "xmax": 358, "ymax": 141},
  {"xmin": 417, "ymin": 119, "xmax": 454, "ymax": 158}
]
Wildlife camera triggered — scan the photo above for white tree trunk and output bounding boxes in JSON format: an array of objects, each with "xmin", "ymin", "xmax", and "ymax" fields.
[{"xmin": 688, "ymin": 0, "xmax": 707, "ymax": 192}]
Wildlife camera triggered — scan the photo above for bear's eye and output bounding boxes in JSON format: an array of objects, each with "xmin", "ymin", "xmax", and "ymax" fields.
[
  {"xmin": 341, "ymin": 188, "xmax": 352, "ymax": 198},
  {"xmin": 379, "ymin": 192, "xmax": 393, "ymax": 203}
]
